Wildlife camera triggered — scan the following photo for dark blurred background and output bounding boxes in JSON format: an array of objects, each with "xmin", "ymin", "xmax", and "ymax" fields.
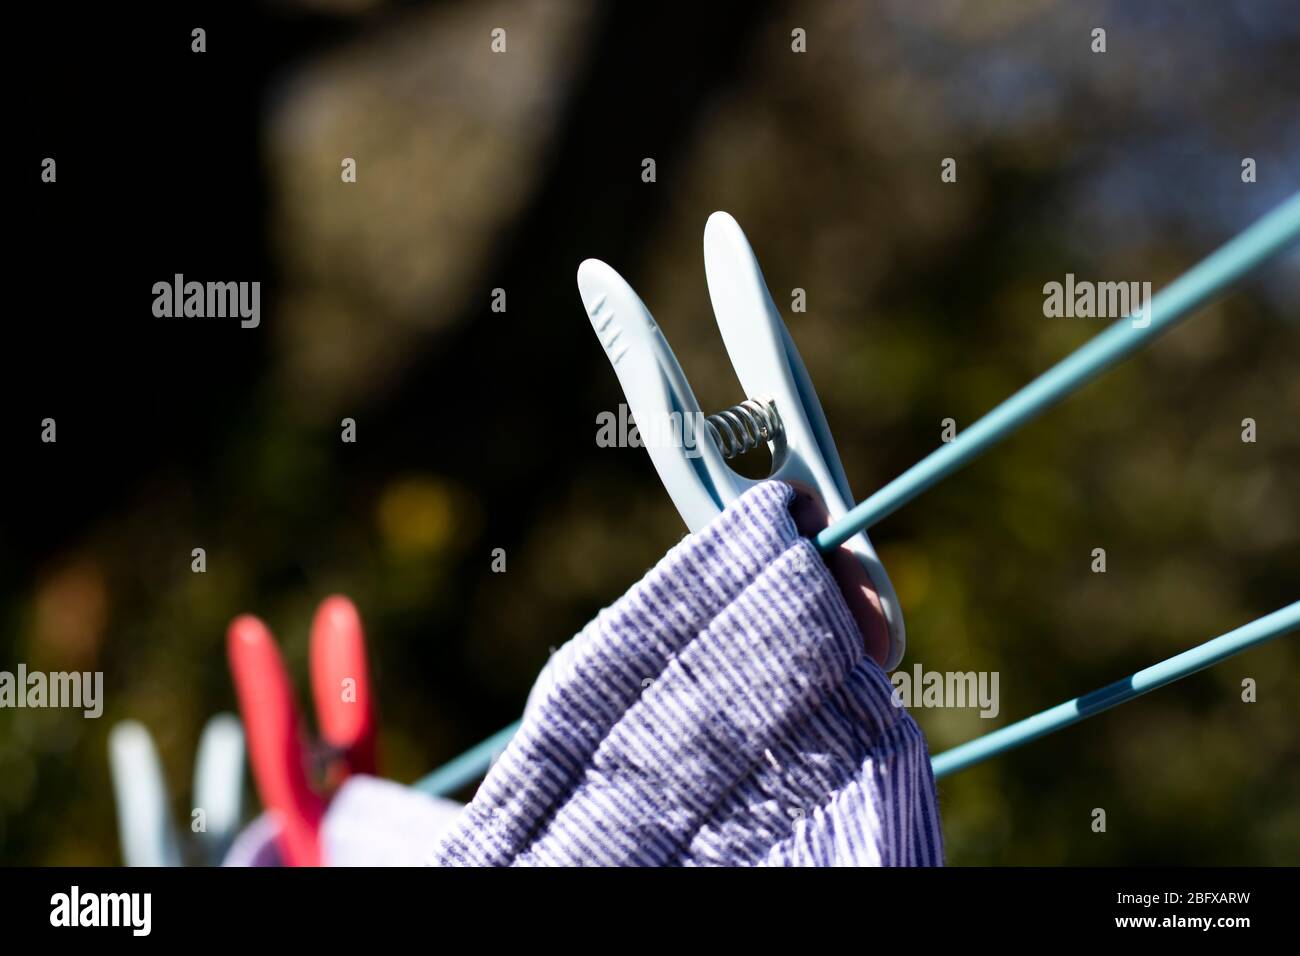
[{"xmin": 2, "ymin": 0, "xmax": 1298, "ymax": 865}]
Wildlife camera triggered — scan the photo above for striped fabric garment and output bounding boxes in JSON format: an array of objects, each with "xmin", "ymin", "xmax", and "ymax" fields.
[{"xmin": 429, "ymin": 480, "xmax": 944, "ymax": 866}]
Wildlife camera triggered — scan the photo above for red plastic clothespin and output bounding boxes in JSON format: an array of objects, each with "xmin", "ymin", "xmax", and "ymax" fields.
[{"xmin": 226, "ymin": 595, "xmax": 378, "ymax": 867}]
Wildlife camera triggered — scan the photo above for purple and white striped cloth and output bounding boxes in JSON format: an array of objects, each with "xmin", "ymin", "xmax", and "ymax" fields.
[{"xmin": 430, "ymin": 480, "xmax": 944, "ymax": 866}]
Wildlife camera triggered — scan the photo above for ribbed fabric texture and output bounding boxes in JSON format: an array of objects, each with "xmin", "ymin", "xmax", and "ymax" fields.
[{"xmin": 430, "ymin": 480, "xmax": 943, "ymax": 866}]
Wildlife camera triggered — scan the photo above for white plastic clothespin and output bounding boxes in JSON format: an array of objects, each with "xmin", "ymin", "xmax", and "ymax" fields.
[
  {"xmin": 577, "ymin": 211, "xmax": 905, "ymax": 669},
  {"xmin": 108, "ymin": 713, "xmax": 245, "ymax": 866}
]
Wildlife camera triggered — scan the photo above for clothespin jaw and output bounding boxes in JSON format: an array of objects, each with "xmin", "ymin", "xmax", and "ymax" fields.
[
  {"xmin": 578, "ymin": 212, "xmax": 906, "ymax": 669},
  {"xmin": 309, "ymin": 596, "xmax": 377, "ymax": 784},
  {"xmin": 576, "ymin": 258, "xmax": 738, "ymax": 530},
  {"xmin": 191, "ymin": 713, "xmax": 246, "ymax": 865},
  {"xmin": 108, "ymin": 721, "xmax": 183, "ymax": 867},
  {"xmin": 227, "ymin": 595, "xmax": 378, "ymax": 867},
  {"xmin": 108, "ymin": 715, "xmax": 244, "ymax": 867},
  {"xmin": 227, "ymin": 614, "xmax": 326, "ymax": 867}
]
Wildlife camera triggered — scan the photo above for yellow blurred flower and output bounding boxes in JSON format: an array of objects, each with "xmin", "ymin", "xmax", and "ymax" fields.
[{"xmin": 376, "ymin": 476, "xmax": 455, "ymax": 558}]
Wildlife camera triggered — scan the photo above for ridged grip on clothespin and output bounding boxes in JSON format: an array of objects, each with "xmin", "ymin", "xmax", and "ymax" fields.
[{"xmin": 577, "ymin": 258, "xmax": 738, "ymax": 530}]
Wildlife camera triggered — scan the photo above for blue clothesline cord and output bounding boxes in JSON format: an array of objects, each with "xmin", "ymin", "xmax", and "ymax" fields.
[
  {"xmin": 414, "ymin": 721, "xmax": 520, "ymax": 796},
  {"xmin": 930, "ymin": 601, "xmax": 1300, "ymax": 779},
  {"xmin": 414, "ymin": 192, "xmax": 1300, "ymax": 798},
  {"xmin": 816, "ymin": 190, "xmax": 1300, "ymax": 551},
  {"xmin": 416, "ymin": 603, "xmax": 1299, "ymax": 796}
]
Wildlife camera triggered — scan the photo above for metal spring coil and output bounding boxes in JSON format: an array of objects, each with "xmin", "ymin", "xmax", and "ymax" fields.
[{"xmin": 705, "ymin": 398, "xmax": 783, "ymax": 459}]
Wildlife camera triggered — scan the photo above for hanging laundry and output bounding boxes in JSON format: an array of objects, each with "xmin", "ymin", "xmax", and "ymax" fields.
[
  {"xmin": 321, "ymin": 776, "xmax": 463, "ymax": 866},
  {"xmin": 222, "ymin": 813, "xmax": 282, "ymax": 868},
  {"xmin": 429, "ymin": 481, "xmax": 944, "ymax": 867},
  {"xmin": 222, "ymin": 775, "xmax": 463, "ymax": 867}
]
